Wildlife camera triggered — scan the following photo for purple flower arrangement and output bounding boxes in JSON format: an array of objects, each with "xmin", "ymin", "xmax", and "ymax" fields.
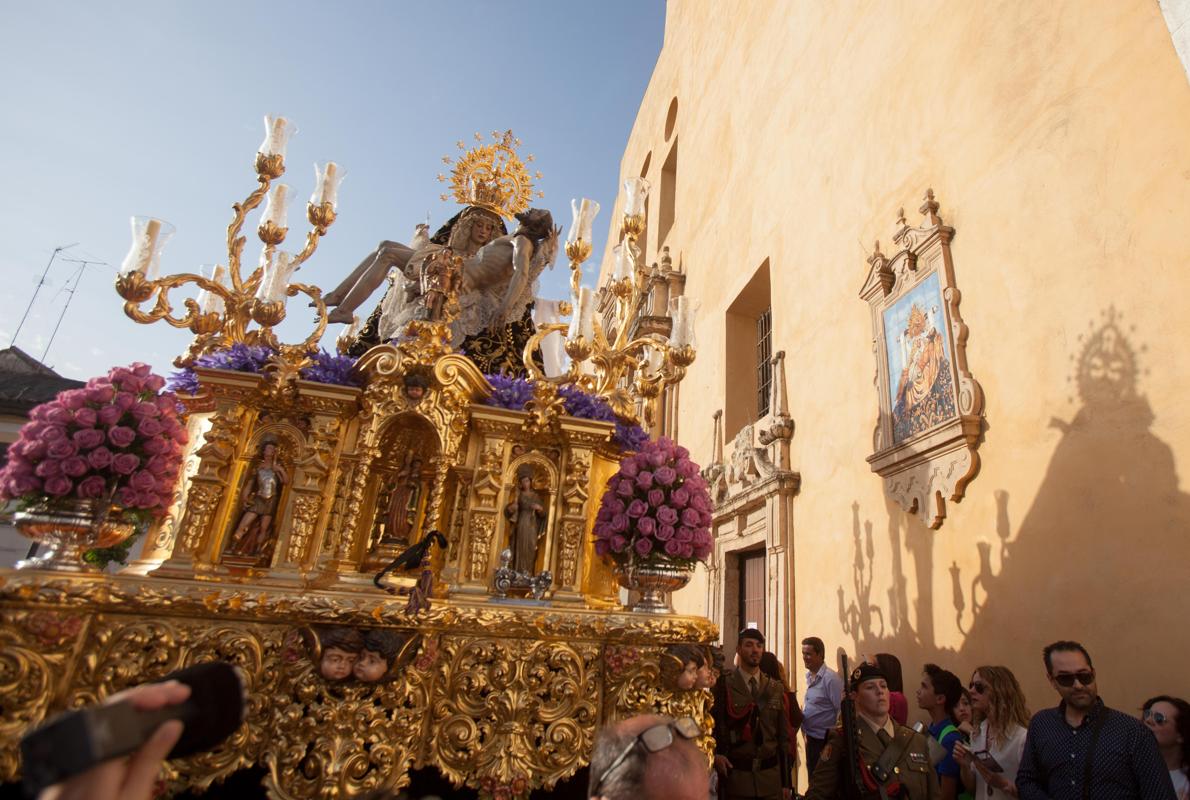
[
  {"xmin": 298, "ymin": 350, "xmax": 363, "ymax": 387},
  {"xmin": 0, "ymin": 363, "xmax": 187, "ymax": 517},
  {"xmin": 481, "ymin": 374, "xmax": 649, "ymax": 452},
  {"xmin": 593, "ymin": 436, "xmax": 714, "ymax": 566}
]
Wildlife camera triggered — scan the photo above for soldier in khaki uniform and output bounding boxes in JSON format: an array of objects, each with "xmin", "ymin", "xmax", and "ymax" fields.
[
  {"xmin": 805, "ymin": 662, "xmax": 939, "ymax": 800},
  {"xmin": 712, "ymin": 629, "xmax": 792, "ymax": 799}
]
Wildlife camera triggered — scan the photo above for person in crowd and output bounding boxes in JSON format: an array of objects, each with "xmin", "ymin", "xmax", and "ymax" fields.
[
  {"xmin": 1015, "ymin": 640, "xmax": 1175, "ymax": 799},
  {"xmin": 955, "ymin": 687, "xmax": 976, "ymax": 738},
  {"xmin": 760, "ymin": 651, "xmax": 805, "ymax": 789},
  {"xmin": 1142, "ymin": 695, "xmax": 1190, "ymax": 800},
  {"xmin": 953, "ymin": 665, "xmax": 1029, "ymax": 799},
  {"xmin": 873, "ymin": 653, "xmax": 909, "ymax": 726},
  {"xmin": 712, "ymin": 629, "xmax": 792, "ymax": 799},
  {"xmin": 916, "ymin": 663, "xmax": 965, "ymax": 799},
  {"xmin": 805, "ymin": 661, "xmax": 940, "ymax": 799},
  {"xmin": 588, "ymin": 714, "xmax": 709, "ymax": 800},
  {"xmin": 800, "ymin": 636, "xmax": 843, "ymax": 774}
]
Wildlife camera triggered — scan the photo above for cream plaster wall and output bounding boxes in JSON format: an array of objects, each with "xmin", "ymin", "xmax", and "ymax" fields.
[{"xmin": 603, "ymin": 0, "xmax": 1190, "ymax": 716}]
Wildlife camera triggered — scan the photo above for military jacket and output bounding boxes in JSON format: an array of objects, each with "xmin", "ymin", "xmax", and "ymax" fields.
[
  {"xmin": 805, "ymin": 719, "xmax": 940, "ymax": 800},
  {"xmin": 712, "ymin": 668, "xmax": 790, "ymax": 798}
]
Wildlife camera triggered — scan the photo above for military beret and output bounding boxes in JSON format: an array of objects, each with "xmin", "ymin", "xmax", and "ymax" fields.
[
  {"xmin": 738, "ymin": 628, "xmax": 765, "ymax": 644},
  {"xmin": 849, "ymin": 661, "xmax": 887, "ymax": 691}
]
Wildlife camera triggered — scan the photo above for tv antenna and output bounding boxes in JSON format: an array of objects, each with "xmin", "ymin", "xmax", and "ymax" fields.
[
  {"xmin": 41, "ymin": 257, "xmax": 108, "ymax": 363},
  {"xmin": 10, "ymin": 243, "xmax": 78, "ymax": 349}
]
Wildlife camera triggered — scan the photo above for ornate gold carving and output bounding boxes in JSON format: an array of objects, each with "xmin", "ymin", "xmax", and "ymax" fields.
[
  {"xmin": 286, "ymin": 494, "xmax": 323, "ymax": 565},
  {"xmin": 468, "ymin": 513, "xmax": 496, "ymax": 581},
  {"xmin": 558, "ymin": 521, "xmax": 582, "ymax": 587}
]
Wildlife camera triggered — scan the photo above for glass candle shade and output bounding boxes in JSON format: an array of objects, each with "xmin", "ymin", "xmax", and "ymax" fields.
[
  {"xmin": 566, "ymin": 198, "xmax": 600, "ymax": 247},
  {"xmin": 196, "ymin": 264, "xmax": 227, "ymax": 315},
  {"xmin": 259, "ymin": 115, "xmax": 296, "ymax": 159},
  {"xmin": 255, "ymin": 251, "xmax": 296, "ymax": 304},
  {"xmin": 612, "ymin": 242, "xmax": 636, "ymax": 283},
  {"xmin": 311, "ymin": 162, "xmax": 344, "ymax": 209},
  {"xmin": 669, "ymin": 295, "xmax": 699, "ymax": 348},
  {"xmin": 261, "ymin": 183, "xmax": 291, "ymax": 230},
  {"xmin": 623, "ymin": 177, "xmax": 651, "ymax": 217},
  {"xmin": 118, "ymin": 216, "xmax": 176, "ymax": 279},
  {"xmin": 567, "ymin": 287, "xmax": 596, "ymax": 341}
]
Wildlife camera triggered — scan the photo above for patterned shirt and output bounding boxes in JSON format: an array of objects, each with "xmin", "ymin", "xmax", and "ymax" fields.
[{"xmin": 1016, "ymin": 699, "xmax": 1176, "ymax": 800}]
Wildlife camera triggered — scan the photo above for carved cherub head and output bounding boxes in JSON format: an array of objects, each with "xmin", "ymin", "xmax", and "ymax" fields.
[
  {"xmin": 403, "ymin": 372, "xmax": 430, "ymax": 402},
  {"xmin": 315, "ymin": 626, "xmax": 364, "ymax": 682}
]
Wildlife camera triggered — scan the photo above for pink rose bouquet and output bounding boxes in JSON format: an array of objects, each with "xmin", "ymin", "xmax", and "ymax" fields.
[
  {"xmin": 0, "ymin": 363, "xmax": 187, "ymax": 522},
  {"xmin": 593, "ymin": 437, "xmax": 714, "ymax": 566}
]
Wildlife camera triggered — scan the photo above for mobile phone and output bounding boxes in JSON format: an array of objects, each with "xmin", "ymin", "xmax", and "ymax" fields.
[{"xmin": 972, "ymin": 749, "xmax": 1004, "ymax": 772}]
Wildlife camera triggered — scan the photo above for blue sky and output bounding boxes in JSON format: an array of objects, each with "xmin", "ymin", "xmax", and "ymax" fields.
[{"xmin": 0, "ymin": 0, "xmax": 665, "ymax": 379}]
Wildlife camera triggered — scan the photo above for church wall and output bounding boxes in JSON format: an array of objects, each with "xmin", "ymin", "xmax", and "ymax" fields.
[{"xmin": 603, "ymin": 0, "xmax": 1190, "ymax": 716}]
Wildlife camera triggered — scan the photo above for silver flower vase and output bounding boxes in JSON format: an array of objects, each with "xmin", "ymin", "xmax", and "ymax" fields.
[
  {"xmin": 615, "ymin": 558, "xmax": 695, "ymax": 614},
  {"xmin": 14, "ymin": 499, "xmax": 135, "ymax": 572}
]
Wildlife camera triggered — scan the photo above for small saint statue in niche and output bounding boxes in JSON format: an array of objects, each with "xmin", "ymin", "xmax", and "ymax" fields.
[
  {"xmin": 226, "ymin": 438, "xmax": 290, "ymax": 560},
  {"xmin": 382, "ymin": 457, "xmax": 424, "ymax": 545},
  {"xmin": 504, "ymin": 465, "xmax": 548, "ymax": 575}
]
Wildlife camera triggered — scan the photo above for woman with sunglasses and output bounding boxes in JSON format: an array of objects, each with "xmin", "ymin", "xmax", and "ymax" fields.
[
  {"xmin": 1142, "ymin": 695, "xmax": 1190, "ymax": 800},
  {"xmin": 954, "ymin": 666, "xmax": 1030, "ymax": 799}
]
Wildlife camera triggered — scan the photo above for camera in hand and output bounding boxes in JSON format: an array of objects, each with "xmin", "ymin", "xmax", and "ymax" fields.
[{"xmin": 20, "ymin": 661, "xmax": 246, "ymax": 795}]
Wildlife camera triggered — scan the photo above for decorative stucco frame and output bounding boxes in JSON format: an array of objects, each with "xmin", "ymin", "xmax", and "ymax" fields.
[{"xmin": 859, "ymin": 190, "xmax": 984, "ymax": 528}]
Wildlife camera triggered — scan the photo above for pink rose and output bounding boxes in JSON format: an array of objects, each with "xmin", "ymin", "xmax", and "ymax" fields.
[
  {"xmin": 85, "ymin": 384, "xmax": 115, "ymax": 404},
  {"xmin": 6, "ymin": 474, "xmax": 41, "ymax": 497},
  {"xmin": 676, "ymin": 459, "xmax": 700, "ymax": 479},
  {"xmin": 116, "ymin": 486, "xmax": 138, "ymax": 507},
  {"xmin": 47, "ymin": 440, "xmax": 77, "ymax": 459},
  {"xmin": 155, "ymin": 394, "xmax": 175, "ymax": 411},
  {"xmin": 169, "ymin": 425, "xmax": 188, "ymax": 444},
  {"xmin": 107, "ymin": 426, "xmax": 136, "ymax": 448},
  {"xmin": 59, "ymin": 390, "xmax": 86, "ymax": 411},
  {"xmin": 610, "ymin": 513, "xmax": 630, "ymax": 533},
  {"xmin": 72, "ymin": 428, "xmax": 106, "ymax": 451},
  {"xmin": 633, "ymin": 537, "xmax": 653, "ymax": 556},
  {"xmin": 41, "ymin": 425, "xmax": 68, "ymax": 442},
  {"xmin": 676, "ymin": 526, "xmax": 695, "ymax": 542},
  {"xmin": 670, "ymin": 487, "xmax": 690, "ymax": 508},
  {"xmin": 664, "ymin": 539, "xmax": 684, "ymax": 557},
  {"xmin": 626, "ymin": 499, "xmax": 648, "ymax": 519},
  {"xmin": 145, "ymin": 374, "xmax": 166, "ymax": 392},
  {"xmin": 113, "ymin": 392, "xmax": 137, "ymax": 411},
  {"xmin": 699, "ymin": 510, "xmax": 713, "ymax": 527},
  {"xmin": 657, "ymin": 524, "xmax": 676, "ymax": 541},
  {"xmin": 654, "ymin": 466, "xmax": 677, "ymax": 486},
  {"xmin": 618, "ymin": 459, "xmax": 639, "ymax": 478},
  {"xmin": 132, "ymin": 401, "xmax": 160, "ymax": 419},
  {"xmin": 107, "ymin": 367, "xmax": 133, "ymax": 384},
  {"xmin": 87, "ymin": 447, "xmax": 114, "ymax": 470},
  {"xmin": 647, "ymin": 449, "xmax": 666, "ymax": 468},
  {"xmin": 657, "ymin": 506, "xmax": 679, "ymax": 526},
  {"xmin": 112, "ymin": 453, "xmax": 140, "ymax": 475},
  {"xmin": 118, "ymin": 375, "xmax": 146, "ymax": 394},
  {"xmin": 136, "ymin": 418, "xmax": 163, "ymax": 438},
  {"xmin": 610, "ymin": 534, "xmax": 628, "ymax": 553},
  {"xmin": 605, "ymin": 498, "xmax": 626, "ymax": 516},
  {"xmin": 73, "ymin": 407, "xmax": 98, "ymax": 428},
  {"xmin": 135, "ymin": 492, "xmax": 159, "ymax": 509},
  {"xmin": 636, "ymin": 516, "xmax": 657, "ymax": 536},
  {"xmin": 647, "ymin": 488, "xmax": 664, "ymax": 507},
  {"xmin": 132, "ymin": 362, "xmax": 152, "ymax": 378},
  {"xmin": 13, "ymin": 439, "xmax": 47, "ymax": 460},
  {"xmin": 142, "ymin": 438, "xmax": 167, "ymax": 455},
  {"xmin": 146, "ymin": 454, "xmax": 173, "ymax": 476},
  {"xmin": 681, "ymin": 508, "xmax": 702, "ymax": 527},
  {"xmin": 680, "ymin": 542, "xmax": 695, "ymax": 559},
  {"xmin": 60, "ymin": 456, "xmax": 88, "ymax": 477},
  {"xmin": 675, "ymin": 445, "xmax": 690, "ymax": 460},
  {"xmin": 43, "ymin": 475, "xmax": 73, "ymax": 496},
  {"xmin": 96, "ymin": 405, "xmax": 123, "ymax": 426},
  {"xmin": 75, "ymin": 475, "xmax": 108, "ymax": 499},
  {"xmin": 635, "ymin": 471, "xmax": 654, "ymax": 491},
  {"xmin": 130, "ymin": 470, "xmax": 157, "ymax": 492},
  {"xmin": 690, "ymin": 493, "xmax": 710, "ymax": 513},
  {"xmin": 35, "ymin": 460, "xmax": 63, "ymax": 478},
  {"xmin": 615, "ymin": 478, "xmax": 635, "ymax": 498},
  {"xmin": 694, "ymin": 543, "xmax": 712, "ymax": 560}
]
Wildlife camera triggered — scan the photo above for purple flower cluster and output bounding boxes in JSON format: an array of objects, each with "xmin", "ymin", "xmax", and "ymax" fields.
[
  {"xmin": 165, "ymin": 343, "xmax": 277, "ymax": 395},
  {"xmin": 484, "ymin": 374, "xmax": 535, "ymax": 411},
  {"xmin": 593, "ymin": 436, "xmax": 714, "ymax": 566},
  {"xmin": 0, "ymin": 363, "xmax": 187, "ymax": 517},
  {"xmin": 299, "ymin": 350, "xmax": 363, "ymax": 387},
  {"xmin": 558, "ymin": 384, "xmax": 616, "ymax": 422}
]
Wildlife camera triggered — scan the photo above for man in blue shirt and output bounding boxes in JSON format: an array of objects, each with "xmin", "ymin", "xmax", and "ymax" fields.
[
  {"xmin": 916, "ymin": 663, "xmax": 965, "ymax": 800},
  {"xmin": 800, "ymin": 636, "xmax": 843, "ymax": 774},
  {"xmin": 1016, "ymin": 640, "xmax": 1175, "ymax": 800}
]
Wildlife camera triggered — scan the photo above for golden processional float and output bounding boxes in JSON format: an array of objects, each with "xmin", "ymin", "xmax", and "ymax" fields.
[{"xmin": 0, "ymin": 118, "xmax": 718, "ymax": 798}]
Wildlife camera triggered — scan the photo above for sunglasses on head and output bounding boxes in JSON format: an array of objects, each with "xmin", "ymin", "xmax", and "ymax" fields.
[
  {"xmin": 1143, "ymin": 708, "xmax": 1172, "ymax": 725},
  {"xmin": 1051, "ymin": 670, "xmax": 1095, "ymax": 688},
  {"xmin": 591, "ymin": 717, "xmax": 701, "ymax": 795}
]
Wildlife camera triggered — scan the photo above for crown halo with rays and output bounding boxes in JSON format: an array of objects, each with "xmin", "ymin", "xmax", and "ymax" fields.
[{"xmin": 436, "ymin": 130, "xmax": 544, "ymax": 219}]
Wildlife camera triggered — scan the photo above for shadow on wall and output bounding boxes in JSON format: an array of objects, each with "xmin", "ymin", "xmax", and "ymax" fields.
[{"xmin": 837, "ymin": 307, "xmax": 1190, "ymax": 712}]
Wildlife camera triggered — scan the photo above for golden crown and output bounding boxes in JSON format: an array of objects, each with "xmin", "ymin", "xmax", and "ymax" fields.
[{"xmin": 436, "ymin": 130, "xmax": 543, "ymax": 219}]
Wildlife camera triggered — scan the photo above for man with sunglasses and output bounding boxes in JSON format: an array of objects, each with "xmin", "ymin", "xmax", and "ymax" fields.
[
  {"xmin": 712, "ymin": 628, "xmax": 792, "ymax": 799},
  {"xmin": 1016, "ymin": 640, "xmax": 1175, "ymax": 799},
  {"xmin": 588, "ymin": 714, "xmax": 709, "ymax": 800}
]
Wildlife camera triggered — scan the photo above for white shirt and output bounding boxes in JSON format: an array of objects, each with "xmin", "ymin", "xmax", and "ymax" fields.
[
  {"xmin": 802, "ymin": 663, "xmax": 843, "ymax": 738},
  {"xmin": 1171, "ymin": 768, "xmax": 1189, "ymax": 800},
  {"xmin": 970, "ymin": 718, "xmax": 1027, "ymax": 800}
]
